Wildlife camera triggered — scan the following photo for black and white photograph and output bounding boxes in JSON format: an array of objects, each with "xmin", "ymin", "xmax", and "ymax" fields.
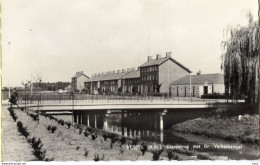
[{"xmin": 1, "ymin": 0, "xmax": 259, "ymax": 163}]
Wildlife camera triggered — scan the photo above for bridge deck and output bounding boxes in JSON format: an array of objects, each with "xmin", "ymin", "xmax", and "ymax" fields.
[{"xmin": 18, "ymin": 103, "xmax": 211, "ymax": 112}]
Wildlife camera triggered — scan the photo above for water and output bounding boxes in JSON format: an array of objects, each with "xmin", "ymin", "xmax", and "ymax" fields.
[{"xmin": 105, "ymin": 113, "xmax": 259, "ymax": 160}]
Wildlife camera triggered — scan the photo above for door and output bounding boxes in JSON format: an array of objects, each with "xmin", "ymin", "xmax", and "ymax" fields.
[{"xmin": 203, "ymin": 86, "xmax": 208, "ymax": 95}]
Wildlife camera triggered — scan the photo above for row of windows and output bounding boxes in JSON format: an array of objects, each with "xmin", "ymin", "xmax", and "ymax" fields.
[
  {"xmin": 141, "ymin": 66, "xmax": 158, "ymax": 73},
  {"xmin": 125, "ymin": 79, "xmax": 139, "ymax": 84},
  {"xmin": 141, "ymin": 75, "xmax": 158, "ymax": 81},
  {"xmin": 103, "ymin": 80, "xmax": 116, "ymax": 85}
]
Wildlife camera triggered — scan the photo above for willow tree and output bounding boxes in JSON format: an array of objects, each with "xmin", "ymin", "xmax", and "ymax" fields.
[{"xmin": 221, "ymin": 13, "xmax": 259, "ymax": 103}]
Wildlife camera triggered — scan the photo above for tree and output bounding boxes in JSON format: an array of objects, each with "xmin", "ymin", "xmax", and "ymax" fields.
[{"xmin": 221, "ymin": 13, "xmax": 259, "ymax": 103}]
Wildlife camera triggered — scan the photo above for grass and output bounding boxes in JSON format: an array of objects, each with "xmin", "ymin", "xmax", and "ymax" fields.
[{"xmin": 172, "ymin": 114, "xmax": 259, "ymax": 144}]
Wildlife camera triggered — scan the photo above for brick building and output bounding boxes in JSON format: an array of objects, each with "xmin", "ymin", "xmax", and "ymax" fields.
[
  {"xmin": 84, "ymin": 73, "xmax": 105, "ymax": 92},
  {"xmin": 122, "ymin": 69, "xmax": 140, "ymax": 93},
  {"xmin": 85, "ymin": 69, "xmax": 130, "ymax": 93},
  {"xmin": 138, "ymin": 53, "xmax": 191, "ymax": 94}
]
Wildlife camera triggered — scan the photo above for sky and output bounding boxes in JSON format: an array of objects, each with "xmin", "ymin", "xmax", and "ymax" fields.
[{"xmin": 1, "ymin": 0, "xmax": 259, "ymax": 87}]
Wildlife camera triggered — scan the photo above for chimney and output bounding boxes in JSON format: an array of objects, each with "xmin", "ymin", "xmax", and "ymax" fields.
[
  {"xmin": 102, "ymin": 72, "xmax": 104, "ymax": 75},
  {"xmin": 147, "ymin": 56, "xmax": 153, "ymax": 61},
  {"xmin": 166, "ymin": 52, "xmax": 172, "ymax": 58},
  {"xmin": 117, "ymin": 70, "xmax": 121, "ymax": 73},
  {"xmin": 122, "ymin": 69, "xmax": 126, "ymax": 73},
  {"xmin": 127, "ymin": 68, "xmax": 131, "ymax": 72},
  {"xmin": 98, "ymin": 73, "xmax": 101, "ymax": 76},
  {"xmin": 156, "ymin": 54, "xmax": 161, "ymax": 59},
  {"xmin": 131, "ymin": 68, "xmax": 135, "ymax": 71},
  {"xmin": 113, "ymin": 70, "xmax": 116, "ymax": 74}
]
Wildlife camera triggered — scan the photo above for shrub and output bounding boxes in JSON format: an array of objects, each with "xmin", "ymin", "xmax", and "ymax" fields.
[
  {"xmin": 132, "ymin": 138, "xmax": 138, "ymax": 145},
  {"xmin": 65, "ymin": 121, "xmax": 71, "ymax": 129},
  {"xmin": 111, "ymin": 136, "xmax": 118, "ymax": 144},
  {"xmin": 47, "ymin": 125, "xmax": 52, "ymax": 131},
  {"xmin": 51, "ymin": 126, "xmax": 57, "ymax": 133},
  {"xmin": 197, "ymin": 154, "xmax": 210, "ymax": 160},
  {"xmin": 17, "ymin": 121, "xmax": 29, "ymax": 138},
  {"xmin": 151, "ymin": 148, "xmax": 163, "ymax": 161},
  {"xmin": 87, "ymin": 127, "xmax": 94, "ymax": 133},
  {"xmin": 79, "ymin": 128, "xmax": 83, "ymax": 134},
  {"xmin": 93, "ymin": 154, "xmax": 104, "ymax": 161},
  {"xmin": 140, "ymin": 143, "xmax": 148, "ymax": 156},
  {"xmin": 76, "ymin": 147, "xmax": 80, "ymax": 150},
  {"xmin": 17, "ymin": 121, "xmax": 23, "ymax": 128},
  {"xmin": 167, "ymin": 150, "xmax": 174, "ymax": 160},
  {"xmin": 29, "ymin": 113, "xmax": 39, "ymax": 121},
  {"xmin": 103, "ymin": 133, "xmax": 109, "ymax": 141},
  {"xmin": 13, "ymin": 115, "xmax": 17, "ymax": 122},
  {"xmin": 84, "ymin": 150, "xmax": 89, "ymax": 157},
  {"xmin": 120, "ymin": 137, "xmax": 126, "ymax": 146},
  {"xmin": 84, "ymin": 131, "xmax": 90, "ymax": 137},
  {"xmin": 33, "ymin": 149, "xmax": 46, "ymax": 160},
  {"xmin": 91, "ymin": 133, "xmax": 97, "ymax": 140},
  {"xmin": 74, "ymin": 124, "xmax": 80, "ymax": 129},
  {"xmin": 60, "ymin": 120, "xmax": 65, "ymax": 126}
]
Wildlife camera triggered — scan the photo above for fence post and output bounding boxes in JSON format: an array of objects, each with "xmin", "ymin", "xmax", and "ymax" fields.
[
  {"xmin": 37, "ymin": 99, "xmax": 40, "ymax": 123},
  {"xmin": 25, "ymin": 93, "xmax": 27, "ymax": 111}
]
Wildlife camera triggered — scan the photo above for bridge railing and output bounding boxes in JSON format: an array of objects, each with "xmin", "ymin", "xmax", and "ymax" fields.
[{"xmin": 16, "ymin": 92, "xmax": 233, "ymax": 105}]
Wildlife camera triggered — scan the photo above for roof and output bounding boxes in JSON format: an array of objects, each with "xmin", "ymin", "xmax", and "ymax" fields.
[
  {"xmin": 122, "ymin": 70, "xmax": 140, "ymax": 79},
  {"xmin": 85, "ymin": 72, "xmax": 130, "ymax": 82},
  {"xmin": 101, "ymin": 72, "xmax": 128, "ymax": 81},
  {"xmin": 171, "ymin": 74, "xmax": 224, "ymax": 85},
  {"xmin": 72, "ymin": 73, "xmax": 89, "ymax": 79},
  {"xmin": 139, "ymin": 57, "xmax": 191, "ymax": 73},
  {"xmin": 85, "ymin": 74, "xmax": 106, "ymax": 82}
]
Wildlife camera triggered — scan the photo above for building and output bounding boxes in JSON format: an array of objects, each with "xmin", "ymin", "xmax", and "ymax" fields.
[
  {"xmin": 71, "ymin": 71, "xmax": 89, "ymax": 92},
  {"xmin": 122, "ymin": 69, "xmax": 140, "ymax": 93},
  {"xmin": 99, "ymin": 70, "xmax": 129, "ymax": 93},
  {"xmin": 170, "ymin": 73, "xmax": 224, "ymax": 97},
  {"xmin": 138, "ymin": 52, "xmax": 191, "ymax": 94},
  {"xmin": 84, "ymin": 69, "xmax": 131, "ymax": 93},
  {"xmin": 84, "ymin": 73, "xmax": 105, "ymax": 92}
]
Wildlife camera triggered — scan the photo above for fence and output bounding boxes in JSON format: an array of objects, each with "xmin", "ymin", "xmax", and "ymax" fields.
[{"xmin": 16, "ymin": 92, "xmax": 231, "ymax": 105}]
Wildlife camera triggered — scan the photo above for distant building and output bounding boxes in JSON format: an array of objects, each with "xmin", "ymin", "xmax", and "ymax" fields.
[
  {"xmin": 84, "ymin": 69, "xmax": 130, "ymax": 93},
  {"xmin": 71, "ymin": 71, "xmax": 89, "ymax": 91},
  {"xmin": 138, "ymin": 53, "xmax": 191, "ymax": 94},
  {"xmin": 84, "ymin": 73, "xmax": 105, "ymax": 92},
  {"xmin": 122, "ymin": 69, "xmax": 140, "ymax": 93},
  {"xmin": 99, "ymin": 70, "xmax": 129, "ymax": 93},
  {"xmin": 170, "ymin": 73, "xmax": 224, "ymax": 97}
]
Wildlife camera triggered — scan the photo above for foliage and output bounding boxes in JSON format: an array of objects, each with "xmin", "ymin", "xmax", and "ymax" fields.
[
  {"xmin": 140, "ymin": 142, "xmax": 148, "ymax": 156},
  {"xmin": 65, "ymin": 121, "xmax": 71, "ymax": 129},
  {"xmin": 151, "ymin": 148, "xmax": 164, "ymax": 161},
  {"xmin": 93, "ymin": 154, "xmax": 104, "ymax": 161},
  {"xmin": 221, "ymin": 13, "xmax": 259, "ymax": 103},
  {"xmin": 91, "ymin": 133, "xmax": 97, "ymax": 140}
]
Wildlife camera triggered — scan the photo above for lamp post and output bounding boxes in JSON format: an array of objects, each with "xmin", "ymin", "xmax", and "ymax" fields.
[{"xmin": 190, "ymin": 73, "xmax": 192, "ymax": 102}]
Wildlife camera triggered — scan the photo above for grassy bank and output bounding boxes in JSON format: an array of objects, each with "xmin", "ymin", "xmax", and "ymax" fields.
[
  {"xmin": 10, "ymin": 106, "xmax": 206, "ymax": 161},
  {"xmin": 172, "ymin": 114, "xmax": 259, "ymax": 144}
]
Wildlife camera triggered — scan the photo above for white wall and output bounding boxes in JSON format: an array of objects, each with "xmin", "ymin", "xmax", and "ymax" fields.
[
  {"xmin": 77, "ymin": 75, "xmax": 89, "ymax": 91},
  {"xmin": 171, "ymin": 83, "xmax": 224, "ymax": 97}
]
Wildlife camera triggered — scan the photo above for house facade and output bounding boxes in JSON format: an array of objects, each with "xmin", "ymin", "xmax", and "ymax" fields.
[
  {"xmin": 138, "ymin": 53, "xmax": 191, "ymax": 94},
  {"xmin": 71, "ymin": 71, "xmax": 89, "ymax": 91},
  {"xmin": 122, "ymin": 69, "xmax": 140, "ymax": 93},
  {"xmin": 84, "ymin": 69, "xmax": 131, "ymax": 93},
  {"xmin": 170, "ymin": 73, "xmax": 225, "ymax": 97}
]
